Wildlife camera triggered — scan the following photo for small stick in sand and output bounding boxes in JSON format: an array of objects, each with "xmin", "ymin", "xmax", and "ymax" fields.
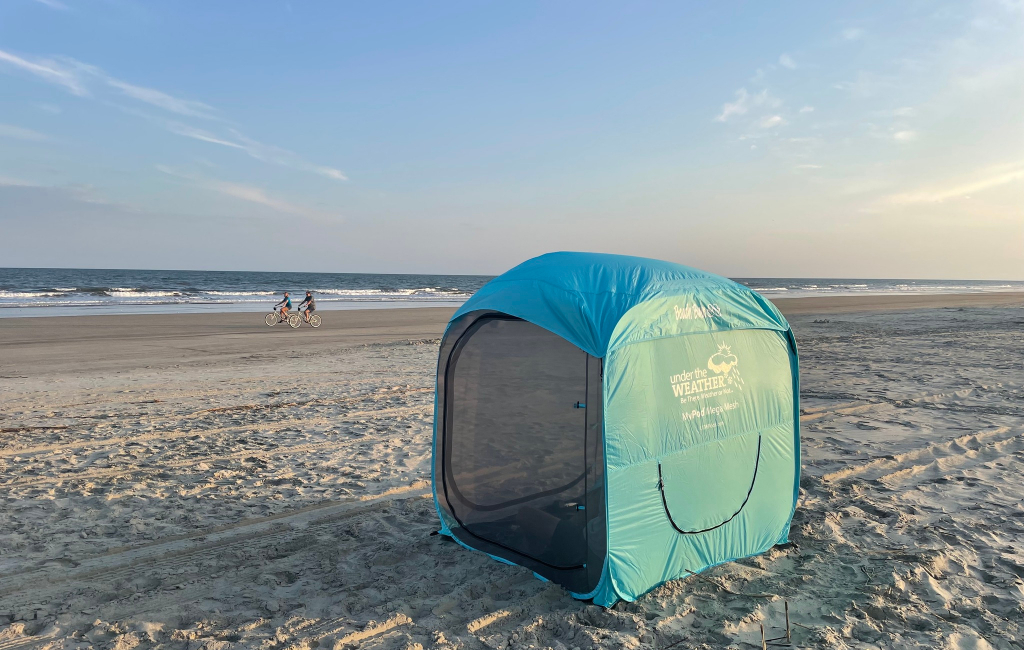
[{"xmin": 785, "ymin": 600, "xmax": 790, "ymax": 642}]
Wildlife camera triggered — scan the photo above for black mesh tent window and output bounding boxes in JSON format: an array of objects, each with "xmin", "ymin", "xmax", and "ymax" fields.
[{"xmin": 438, "ymin": 314, "xmax": 606, "ymax": 594}]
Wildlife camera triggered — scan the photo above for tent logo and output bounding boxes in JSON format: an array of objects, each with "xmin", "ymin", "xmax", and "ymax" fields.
[
  {"xmin": 708, "ymin": 343, "xmax": 744, "ymax": 391},
  {"xmin": 673, "ymin": 303, "xmax": 722, "ymax": 321}
]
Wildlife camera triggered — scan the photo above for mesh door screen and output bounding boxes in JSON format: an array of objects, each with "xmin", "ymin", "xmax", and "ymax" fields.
[{"xmin": 442, "ymin": 317, "xmax": 593, "ymax": 572}]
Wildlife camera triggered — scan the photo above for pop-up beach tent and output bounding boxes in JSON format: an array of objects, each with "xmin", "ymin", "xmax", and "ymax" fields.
[{"xmin": 431, "ymin": 252, "xmax": 799, "ymax": 606}]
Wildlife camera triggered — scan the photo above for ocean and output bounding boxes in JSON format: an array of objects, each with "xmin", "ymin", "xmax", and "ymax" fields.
[{"xmin": 1, "ymin": 268, "xmax": 1022, "ymax": 317}]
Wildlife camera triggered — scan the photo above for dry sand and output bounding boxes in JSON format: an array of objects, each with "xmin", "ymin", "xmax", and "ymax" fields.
[{"xmin": 1, "ymin": 294, "xmax": 1023, "ymax": 649}]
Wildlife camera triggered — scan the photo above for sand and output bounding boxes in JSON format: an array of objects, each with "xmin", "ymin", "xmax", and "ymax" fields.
[{"xmin": 1, "ymin": 294, "xmax": 1023, "ymax": 649}]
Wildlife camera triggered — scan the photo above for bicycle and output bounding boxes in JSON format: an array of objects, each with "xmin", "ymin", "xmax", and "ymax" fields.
[
  {"xmin": 300, "ymin": 311, "xmax": 322, "ymax": 328},
  {"xmin": 265, "ymin": 307, "xmax": 301, "ymax": 328}
]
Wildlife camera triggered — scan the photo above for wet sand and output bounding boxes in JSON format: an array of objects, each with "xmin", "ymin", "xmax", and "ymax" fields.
[{"xmin": 1, "ymin": 293, "xmax": 1023, "ymax": 649}]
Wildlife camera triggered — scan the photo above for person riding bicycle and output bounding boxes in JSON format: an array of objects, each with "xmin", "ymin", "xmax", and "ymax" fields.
[
  {"xmin": 298, "ymin": 291, "xmax": 316, "ymax": 322},
  {"xmin": 274, "ymin": 292, "xmax": 292, "ymax": 321}
]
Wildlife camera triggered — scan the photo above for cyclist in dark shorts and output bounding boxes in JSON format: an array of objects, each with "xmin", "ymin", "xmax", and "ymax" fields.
[
  {"xmin": 274, "ymin": 292, "xmax": 292, "ymax": 320},
  {"xmin": 298, "ymin": 291, "xmax": 316, "ymax": 322}
]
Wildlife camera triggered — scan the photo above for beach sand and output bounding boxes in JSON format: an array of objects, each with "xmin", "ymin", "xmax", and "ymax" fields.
[{"xmin": 1, "ymin": 294, "xmax": 1023, "ymax": 649}]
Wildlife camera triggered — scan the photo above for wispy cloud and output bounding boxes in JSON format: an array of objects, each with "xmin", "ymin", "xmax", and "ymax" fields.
[
  {"xmin": 103, "ymin": 77, "xmax": 215, "ymax": 119},
  {"xmin": 759, "ymin": 115, "xmax": 786, "ymax": 128},
  {"xmin": 227, "ymin": 131, "xmax": 348, "ymax": 181},
  {"xmin": 165, "ymin": 122, "xmax": 246, "ymax": 149},
  {"xmin": 0, "ymin": 175, "xmax": 37, "ymax": 187},
  {"xmin": 0, "ymin": 123, "xmax": 50, "ymax": 141},
  {"xmin": 0, "ymin": 178, "xmax": 140, "ymax": 212},
  {"xmin": 164, "ymin": 122, "xmax": 347, "ymax": 180},
  {"xmin": 887, "ymin": 162, "xmax": 1024, "ymax": 204},
  {"xmin": 208, "ymin": 180, "xmax": 319, "ymax": 217},
  {"xmin": 799, "ymin": 105, "xmax": 815, "ymax": 114},
  {"xmin": 156, "ymin": 166, "xmax": 334, "ymax": 219},
  {"xmin": 2, "ymin": 52, "xmax": 218, "ymax": 119},
  {"xmin": 832, "ymin": 71, "xmax": 893, "ymax": 98},
  {"xmin": 716, "ymin": 89, "xmax": 751, "ymax": 122},
  {"xmin": 893, "ymin": 130, "xmax": 917, "ymax": 142},
  {"xmin": 0, "ymin": 48, "xmax": 212, "ymax": 118},
  {"xmin": 1, "ymin": 47, "xmax": 347, "ymax": 181},
  {"xmin": 0, "ymin": 49, "xmax": 87, "ymax": 95},
  {"xmin": 842, "ymin": 28, "xmax": 865, "ymax": 41},
  {"xmin": 39, "ymin": 103, "xmax": 62, "ymax": 114},
  {"xmin": 779, "ymin": 54, "xmax": 796, "ymax": 69},
  {"xmin": 715, "ymin": 88, "xmax": 780, "ymax": 122},
  {"xmin": 32, "ymin": 0, "xmax": 70, "ymax": 10}
]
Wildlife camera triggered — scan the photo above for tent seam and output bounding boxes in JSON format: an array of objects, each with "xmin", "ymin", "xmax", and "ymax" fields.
[
  {"xmin": 606, "ymin": 324, "xmax": 791, "ymax": 356},
  {"xmin": 477, "ymin": 276, "xmax": 752, "ymax": 301}
]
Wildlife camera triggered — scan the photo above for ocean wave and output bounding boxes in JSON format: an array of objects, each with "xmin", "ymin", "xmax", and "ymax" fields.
[
  {"xmin": 107, "ymin": 290, "xmax": 184, "ymax": 298},
  {"xmin": 0, "ymin": 290, "xmax": 68, "ymax": 298},
  {"xmin": 312, "ymin": 287, "xmax": 471, "ymax": 297},
  {"xmin": 0, "ymin": 299, "xmax": 107, "ymax": 307},
  {"xmin": 201, "ymin": 290, "xmax": 277, "ymax": 296}
]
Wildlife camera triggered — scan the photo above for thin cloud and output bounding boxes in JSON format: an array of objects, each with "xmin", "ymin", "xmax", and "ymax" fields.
[
  {"xmin": 0, "ymin": 123, "xmax": 50, "ymax": 141},
  {"xmin": 893, "ymin": 130, "xmax": 917, "ymax": 142},
  {"xmin": 317, "ymin": 167, "xmax": 349, "ymax": 181},
  {"xmin": 156, "ymin": 165, "xmax": 334, "ymax": 219},
  {"xmin": 715, "ymin": 88, "xmax": 779, "ymax": 122},
  {"xmin": 0, "ymin": 49, "xmax": 87, "ymax": 95},
  {"xmin": 832, "ymin": 71, "xmax": 892, "ymax": 98},
  {"xmin": 211, "ymin": 181, "xmax": 315, "ymax": 217},
  {"xmin": 716, "ymin": 89, "xmax": 751, "ymax": 122},
  {"xmin": 0, "ymin": 49, "xmax": 212, "ymax": 117},
  {"xmin": 842, "ymin": 28, "xmax": 865, "ymax": 41},
  {"xmin": 32, "ymin": 0, "xmax": 69, "ymax": 9},
  {"xmin": 779, "ymin": 54, "xmax": 796, "ymax": 69},
  {"xmin": 165, "ymin": 123, "xmax": 347, "ymax": 180},
  {"xmin": 228, "ymin": 131, "xmax": 348, "ymax": 181},
  {"xmin": 799, "ymin": 106, "xmax": 815, "ymax": 114},
  {"xmin": 887, "ymin": 163, "xmax": 1024, "ymax": 204},
  {"xmin": 759, "ymin": 115, "xmax": 786, "ymax": 128},
  {"xmin": 0, "ymin": 175, "xmax": 37, "ymax": 187},
  {"xmin": 2, "ymin": 47, "xmax": 347, "ymax": 181},
  {"xmin": 0, "ymin": 179, "xmax": 139, "ymax": 211},
  {"xmin": 104, "ymin": 78, "xmax": 215, "ymax": 119},
  {"xmin": 166, "ymin": 122, "xmax": 246, "ymax": 150},
  {"xmin": 54, "ymin": 57, "xmax": 217, "ymax": 119}
]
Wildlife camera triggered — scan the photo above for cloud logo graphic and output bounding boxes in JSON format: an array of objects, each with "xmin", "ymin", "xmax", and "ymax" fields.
[{"xmin": 708, "ymin": 344, "xmax": 738, "ymax": 375}]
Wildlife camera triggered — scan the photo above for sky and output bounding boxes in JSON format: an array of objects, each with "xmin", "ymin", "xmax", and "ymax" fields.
[{"xmin": 1, "ymin": 1, "xmax": 1021, "ymax": 278}]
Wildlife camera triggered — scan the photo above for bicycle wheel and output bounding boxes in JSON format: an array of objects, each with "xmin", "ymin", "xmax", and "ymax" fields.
[
  {"xmin": 310, "ymin": 314, "xmax": 322, "ymax": 328},
  {"xmin": 265, "ymin": 312, "xmax": 277, "ymax": 326},
  {"xmin": 288, "ymin": 314, "xmax": 301, "ymax": 328}
]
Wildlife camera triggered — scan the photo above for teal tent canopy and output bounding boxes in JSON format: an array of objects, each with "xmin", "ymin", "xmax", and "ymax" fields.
[{"xmin": 431, "ymin": 252, "xmax": 800, "ymax": 606}]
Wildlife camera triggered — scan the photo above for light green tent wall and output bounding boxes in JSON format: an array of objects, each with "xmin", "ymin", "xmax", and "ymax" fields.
[{"xmin": 590, "ymin": 324, "xmax": 798, "ymax": 605}]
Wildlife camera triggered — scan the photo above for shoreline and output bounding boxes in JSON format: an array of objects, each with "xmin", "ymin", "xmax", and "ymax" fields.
[
  {"xmin": 768, "ymin": 290, "xmax": 1024, "ymax": 314},
  {"xmin": 0, "ymin": 300, "xmax": 468, "ymax": 319},
  {"xmin": 0, "ymin": 290, "xmax": 1022, "ymax": 322}
]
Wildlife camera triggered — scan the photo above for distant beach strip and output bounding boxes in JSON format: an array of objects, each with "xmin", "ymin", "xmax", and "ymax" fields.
[{"xmin": 1, "ymin": 267, "xmax": 1023, "ymax": 317}]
